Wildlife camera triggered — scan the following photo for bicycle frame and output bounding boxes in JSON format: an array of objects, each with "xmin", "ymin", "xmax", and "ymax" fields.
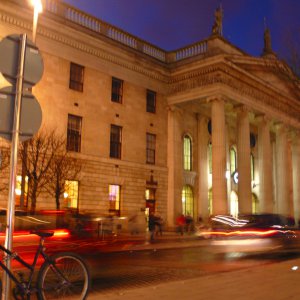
[{"xmin": 0, "ymin": 236, "xmax": 49, "ymax": 295}]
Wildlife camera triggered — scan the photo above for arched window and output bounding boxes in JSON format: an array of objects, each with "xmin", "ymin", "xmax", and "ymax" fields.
[
  {"xmin": 230, "ymin": 146, "xmax": 237, "ymax": 175},
  {"xmin": 182, "ymin": 185, "xmax": 194, "ymax": 217},
  {"xmin": 252, "ymin": 193, "xmax": 258, "ymax": 213},
  {"xmin": 183, "ymin": 135, "xmax": 192, "ymax": 171},
  {"xmin": 208, "ymin": 188, "xmax": 213, "ymax": 215}
]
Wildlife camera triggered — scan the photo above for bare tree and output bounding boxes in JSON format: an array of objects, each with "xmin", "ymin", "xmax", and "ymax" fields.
[
  {"xmin": 45, "ymin": 141, "xmax": 82, "ymax": 210},
  {"xmin": 19, "ymin": 129, "xmax": 83, "ymax": 212},
  {"xmin": 19, "ymin": 130, "xmax": 61, "ymax": 213},
  {"xmin": 0, "ymin": 144, "xmax": 10, "ymax": 192}
]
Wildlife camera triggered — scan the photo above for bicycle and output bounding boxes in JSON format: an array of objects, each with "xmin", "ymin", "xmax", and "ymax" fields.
[{"xmin": 0, "ymin": 230, "xmax": 90, "ymax": 299}]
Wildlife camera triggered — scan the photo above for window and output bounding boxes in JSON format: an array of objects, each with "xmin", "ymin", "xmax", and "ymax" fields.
[
  {"xmin": 146, "ymin": 90, "xmax": 156, "ymax": 113},
  {"xmin": 109, "ymin": 184, "xmax": 120, "ymax": 215},
  {"xmin": 183, "ymin": 135, "xmax": 192, "ymax": 171},
  {"xmin": 145, "ymin": 188, "xmax": 156, "ymax": 201},
  {"xmin": 146, "ymin": 133, "xmax": 156, "ymax": 164},
  {"xmin": 64, "ymin": 180, "xmax": 79, "ymax": 209},
  {"xmin": 252, "ymin": 193, "xmax": 258, "ymax": 214},
  {"xmin": 182, "ymin": 185, "xmax": 194, "ymax": 217},
  {"xmin": 111, "ymin": 77, "xmax": 123, "ymax": 103},
  {"xmin": 230, "ymin": 146, "xmax": 237, "ymax": 174},
  {"xmin": 15, "ymin": 175, "xmax": 28, "ymax": 207},
  {"xmin": 251, "ymin": 153, "xmax": 255, "ymax": 181},
  {"xmin": 110, "ymin": 125, "xmax": 122, "ymax": 159},
  {"xmin": 67, "ymin": 114, "xmax": 82, "ymax": 152},
  {"xmin": 69, "ymin": 62, "xmax": 84, "ymax": 92}
]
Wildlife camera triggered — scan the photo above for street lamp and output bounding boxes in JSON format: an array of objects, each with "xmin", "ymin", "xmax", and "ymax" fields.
[{"xmin": 30, "ymin": 0, "xmax": 43, "ymax": 43}]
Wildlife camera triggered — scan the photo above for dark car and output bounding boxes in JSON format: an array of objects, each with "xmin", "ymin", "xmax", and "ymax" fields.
[{"xmin": 196, "ymin": 213, "xmax": 300, "ymax": 254}]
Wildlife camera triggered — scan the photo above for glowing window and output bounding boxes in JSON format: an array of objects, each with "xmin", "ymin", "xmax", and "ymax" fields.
[
  {"xmin": 230, "ymin": 146, "xmax": 237, "ymax": 174},
  {"xmin": 15, "ymin": 175, "xmax": 28, "ymax": 207},
  {"xmin": 64, "ymin": 180, "xmax": 79, "ymax": 208},
  {"xmin": 251, "ymin": 153, "xmax": 255, "ymax": 181},
  {"xmin": 182, "ymin": 185, "xmax": 194, "ymax": 217},
  {"xmin": 183, "ymin": 135, "xmax": 192, "ymax": 171},
  {"xmin": 252, "ymin": 193, "xmax": 259, "ymax": 213},
  {"xmin": 208, "ymin": 188, "xmax": 213, "ymax": 215},
  {"xmin": 145, "ymin": 188, "xmax": 155, "ymax": 200},
  {"xmin": 109, "ymin": 184, "xmax": 120, "ymax": 212}
]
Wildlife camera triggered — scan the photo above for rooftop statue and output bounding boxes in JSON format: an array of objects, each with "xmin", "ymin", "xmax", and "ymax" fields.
[
  {"xmin": 263, "ymin": 27, "xmax": 272, "ymax": 53},
  {"xmin": 212, "ymin": 5, "xmax": 223, "ymax": 36}
]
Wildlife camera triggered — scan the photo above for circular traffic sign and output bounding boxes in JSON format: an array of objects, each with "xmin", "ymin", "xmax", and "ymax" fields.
[
  {"xmin": 0, "ymin": 86, "xmax": 42, "ymax": 141},
  {"xmin": 0, "ymin": 34, "xmax": 44, "ymax": 88}
]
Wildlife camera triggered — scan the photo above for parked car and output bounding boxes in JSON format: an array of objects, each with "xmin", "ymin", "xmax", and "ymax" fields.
[{"xmin": 196, "ymin": 214, "xmax": 300, "ymax": 254}]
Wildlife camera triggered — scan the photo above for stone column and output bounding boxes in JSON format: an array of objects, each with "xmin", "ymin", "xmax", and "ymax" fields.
[
  {"xmin": 275, "ymin": 124, "xmax": 290, "ymax": 215},
  {"xmin": 210, "ymin": 97, "xmax": 227, "ymax": 214},
  {"xmin": 292, "ymin": 133, "xmax": 300, "ymax": 225},
  {"xmin": 257, "ymin": 116, "xmax": 273, "ymax": 212},
  {"xmin": 236, "ymin": 106, "xmax": 252, "ymax": 214},
  {"xmin": 167, "ymin": 106, "xmax": 183, "ymax": 227},
  {"xmin": 287, "ymin": 137, "xmax": 294, "ymax": 216},
  {"xmin": 197, "ymin": 114, "xmax": 209, "ymax": 222}
]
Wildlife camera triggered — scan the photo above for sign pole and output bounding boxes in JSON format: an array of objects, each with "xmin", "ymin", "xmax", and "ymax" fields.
[{"xmin": 2, "ymin": 33, "xmax": 27, "ymax": 300}]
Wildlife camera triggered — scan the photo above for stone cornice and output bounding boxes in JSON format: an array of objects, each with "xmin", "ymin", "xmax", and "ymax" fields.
[
  {"xmin": 0, "ymin": 8, "xmax": 170, "ymax": 84},
  {"xmin": 168, "ymin": 62, "xmax": 300, "ymax": 122}
]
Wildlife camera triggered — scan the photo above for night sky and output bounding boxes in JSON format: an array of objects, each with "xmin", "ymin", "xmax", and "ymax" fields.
[{"xmin": 62, "ymin": 0, "xmax": 300, "ymax": 60}]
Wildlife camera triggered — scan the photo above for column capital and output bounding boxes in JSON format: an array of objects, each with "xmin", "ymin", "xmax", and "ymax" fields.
[
  {"xmin": 196, "ymin": 113, "xmax": 209, "ymax": 123},
  {"xmin": 167, "ymin": 105, "xmax": 183, "ymax": 115},
  {"xmin": 286, "ymin": 128, "xmax": 300, "ymax": 142},
  {"xmin": 207, "ymin": 95, "xmax": 226, "ymax": 104},
  {"xmin": 274, "ymin": 122, "xmax": 287, "ymax": 133},
  {"xmin": 255, "ymin": 114, "xmax": 271, "ymax": 124},
  {"xmin": 234, "ymin": 104, "xmax": 250, "ymax": 114}
]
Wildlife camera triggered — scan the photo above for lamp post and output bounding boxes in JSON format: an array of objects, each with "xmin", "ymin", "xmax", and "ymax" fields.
[
  {"xmin": 1, "ymin": 2, "xmax": 43, "ymax": 299},
  {"xmin": 31, "ymin": 0, "xmax": 43, "ymax": 43}
]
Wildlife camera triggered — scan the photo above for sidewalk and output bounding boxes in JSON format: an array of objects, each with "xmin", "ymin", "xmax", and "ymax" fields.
[
  {"xmin": 87, "ymin": 232, "xmax": 300, "ymax": 300},
  {"xmin": 88, "ymin": 255, "xmax": 300, "ymax": 300}
]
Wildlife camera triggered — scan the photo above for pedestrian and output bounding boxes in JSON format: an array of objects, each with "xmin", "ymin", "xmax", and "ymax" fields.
[
  {"xmin": 148, "ymin": 212, "xmax": 156, "ymax": 241},
  {"xmin": 128, "ymin": 213, "xmax": 139, "ymax": 235},
  {"xmin": 155, "ymin": 214, "xmax": 164, "ymax": 236},
  {"xmin": 176, "ymin": 214, "xmax": 185, "ymax": 235},
  {"xmin": 185, "ymin": 214, "xmax": 193, "ymax": 234}
]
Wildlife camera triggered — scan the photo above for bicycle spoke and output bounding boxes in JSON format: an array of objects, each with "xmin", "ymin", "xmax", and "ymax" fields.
[{"xmin": 37, "ymin": 253, "xmax": 89, "ymax": 300}]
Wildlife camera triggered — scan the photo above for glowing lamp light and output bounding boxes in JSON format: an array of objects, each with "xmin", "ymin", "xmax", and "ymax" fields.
[
  {"xmin": 15, "ymin": 188, "xmax": 21, "ymax": 196},
  {"xmin": 64, "ymin": 192, "xmax": 69, "ymax": 198},
  {"xmin": 31, "ymin": 0, "xmax": 43, "ymax": 13},
  {"xmin": 225, "ymin": 170, "xmax": 230, "ymax": 179},
  {"xmin": 30, "ymin": 0, "xmax": 43, "ymax": 43}
]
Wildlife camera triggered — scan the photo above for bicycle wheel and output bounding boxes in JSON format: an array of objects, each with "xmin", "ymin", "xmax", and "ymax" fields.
[{"xmin": 37, "ymin": 252, "xmax": 90, "ymax": 300}]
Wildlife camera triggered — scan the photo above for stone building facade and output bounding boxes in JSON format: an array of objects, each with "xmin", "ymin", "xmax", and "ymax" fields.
[{"xmin": 1, "ymin": 0, "xmax": 300, "ymax": 227}]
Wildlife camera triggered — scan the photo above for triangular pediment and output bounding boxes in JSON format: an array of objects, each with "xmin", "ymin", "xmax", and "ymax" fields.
[{"xmin": 228, "ymin": 56, "xmax": 300, "ymax": 100}]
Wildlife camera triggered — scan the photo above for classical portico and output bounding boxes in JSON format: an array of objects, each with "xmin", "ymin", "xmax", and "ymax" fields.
[{"xmin": 166, "ymin": 34, "xmax": 300, "ymax": 227}]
